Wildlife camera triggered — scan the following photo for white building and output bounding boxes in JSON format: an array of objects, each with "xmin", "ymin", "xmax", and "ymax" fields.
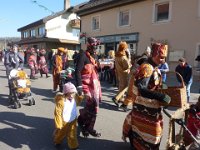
[{"xmin": 17, "ymin": 0, "xmax": 80, "ymax": 51}]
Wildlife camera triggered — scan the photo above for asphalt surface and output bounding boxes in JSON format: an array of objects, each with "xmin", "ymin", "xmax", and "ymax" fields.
[{"xmin": 0, "ymin": 62, "xmax": 199, "ymax": 150}]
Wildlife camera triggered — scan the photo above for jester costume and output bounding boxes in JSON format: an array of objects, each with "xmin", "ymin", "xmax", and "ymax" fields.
[
  {"xmin": 122, "ymin": 43, "xmax": 171, "ymax": 150},
  {"xmin": 38, "ymin": 49, "xmax": 49, "ymax": 77},
  {"xmin": 28, "ymin": 48, "xmax": 38, "ymax": 79},
  {"xmin": 75, "ymin": 37, "xmax": 101, "ymax": 137}
]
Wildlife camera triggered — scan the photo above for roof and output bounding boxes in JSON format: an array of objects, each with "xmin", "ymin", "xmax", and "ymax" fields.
[
  {"xmin": 75, "ymin": 0, "xmax": 145, "ymax": 16},
  {"xmin": 17, "ymin": 37, "xmax": 79, "ymax": 45},
  {"xmin": 17, "ymin": 7, "xmax": 74, "ymax": 31}
]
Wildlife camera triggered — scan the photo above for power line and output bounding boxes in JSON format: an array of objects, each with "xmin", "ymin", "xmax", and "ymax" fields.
[{"xmin": 30, "ymin": 0, "xmax": 55, "ymax": 15}]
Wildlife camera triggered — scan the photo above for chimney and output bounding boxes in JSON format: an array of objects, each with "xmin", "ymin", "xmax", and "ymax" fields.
[{"xmin": 64, "ymin": 0, "xmax": 70, "ymax": 10}]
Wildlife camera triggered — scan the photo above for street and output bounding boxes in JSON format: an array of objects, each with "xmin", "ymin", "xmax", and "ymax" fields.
[
  {"xmin": 0, "ymin": 62, "xmax": 129, "ymax": 150},
  {"xmin": 0, "ymin": 62, "xmax": 199, "ymax": 150}
]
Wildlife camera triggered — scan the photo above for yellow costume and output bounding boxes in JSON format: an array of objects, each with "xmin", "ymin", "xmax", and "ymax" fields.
[{"xmin": 53, "ymin": 92, "xmax": 83, "ymax": 149}]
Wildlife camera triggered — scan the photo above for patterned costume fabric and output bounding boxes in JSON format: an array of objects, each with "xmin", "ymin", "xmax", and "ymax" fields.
[
  {"xmin": 28, "ymin": 54, "xmax": 38, "ymax": 78},
  {"xmin": 38, "ymin": 56, "xmax": 49, "ymax": 74},
  {"xmin": 123, "ymin": 62, "xmax": 163, "ymax": 150},
  {"xmin": 78, "ymin": 51, "xmax": 101, "ymax": 133},
  {"xmin": 122, "ymin": 40, "xmax": 171, "ymax": 150},
  {"xmin": 75, "ymin": 37, "xmax": 102, "ymax": 137}
]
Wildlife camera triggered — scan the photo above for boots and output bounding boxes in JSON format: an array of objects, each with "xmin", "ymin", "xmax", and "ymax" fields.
[
  {"xmin": 78, "ymin": 117, "xmax": 89, "ymax": 137},
  {"xmin": 88, "ymin": 129, "xmax": 101, "ymax": 137},
  {"xmin": 120, "ymin": 104, "xmax": 128, "ymax": 112}
]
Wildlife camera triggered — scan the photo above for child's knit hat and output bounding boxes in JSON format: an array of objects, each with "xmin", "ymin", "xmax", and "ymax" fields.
[{"xmin": 63, "ymin": 82, "xmax": 77, "ymax": 94}]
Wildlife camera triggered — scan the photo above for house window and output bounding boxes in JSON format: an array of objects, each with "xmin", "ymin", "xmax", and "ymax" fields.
[
  {"xmin": 119, "ymin": 10, "xmax": 130, "ymax": 26},
  {"xmin": 92, "ymin": 16, "xmax": 100, "ymax": 30},
  {"xmin": 154, "ymin": 1, "xmax": 171, "ymax": 22},
  {"xmin": 30, "ymin": 29, "xmax": 36, "ymax": 37},
  {"xmin": 38, "ymin": 26, "xmax": 45, "ymax": 36},
  {"xmin": 23, "ymin": 31, "xmax": 28, "ymax": 38}
]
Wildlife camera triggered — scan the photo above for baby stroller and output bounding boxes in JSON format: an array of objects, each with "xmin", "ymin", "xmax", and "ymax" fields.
[
  {"xmin": 59, "ymin": 67, "xmax": 75, "ymax": 92},
  {"xmin": 9, "ymin": 69, "xmax": 35, "ymax": 109}
]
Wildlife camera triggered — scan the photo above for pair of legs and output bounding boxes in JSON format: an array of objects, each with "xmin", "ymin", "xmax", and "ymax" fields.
[
  {"xmin": 53, "ymin": 73, "xmax": 60, "ymax": 91},
  {"xmin": 53, "ymin": 119, "xmax": 79, "ymax": 150},
  {"xmin": 78, "ymin": 97, "xmax": 101, "ymax": 137},
  {"xmin": 112, "ymin": 76, "xmax": 128, "ymax": 107},
  {"xmin": 40, "ymin": 73, "xmax": 49, "ymax": 78},
  {"xmin": 30, "ymin": 68, "xmax": 37, "ymax": 79},
  {"xmin": 186, "ymin": 81, "xmax": 192, "ymax": 102}
]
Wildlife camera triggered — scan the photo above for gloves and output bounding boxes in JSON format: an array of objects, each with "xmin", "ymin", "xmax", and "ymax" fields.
[
  {"xmin": 77, "ymin": 86, "xmax": 83, "ymax": 96},
  {"xmin": 162, "ymin": 94, "xmax": 171, "ymax": 105}
]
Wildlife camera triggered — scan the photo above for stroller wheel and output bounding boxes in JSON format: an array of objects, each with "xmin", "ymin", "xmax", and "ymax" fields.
[
  {"xmin": 28, "ymin": 99, "xmax": 32, "ymax": 106},
  {"xmin": 32, "ymin": 98, "xmax": 35, "ymax": 105},
  {"xmin": 13, "ymin": 101, "xmax": 19, "ymax": 109}
]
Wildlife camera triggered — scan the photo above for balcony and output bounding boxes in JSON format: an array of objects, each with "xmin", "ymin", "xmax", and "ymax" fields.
[{"xmin": 70, "ymin": 19, "xmax": 80, "ymax": 29}]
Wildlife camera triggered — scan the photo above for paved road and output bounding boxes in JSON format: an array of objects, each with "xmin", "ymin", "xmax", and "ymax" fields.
[{"xmin": 0, "ymin": 62, "xmax": 199, "ymax": 150}]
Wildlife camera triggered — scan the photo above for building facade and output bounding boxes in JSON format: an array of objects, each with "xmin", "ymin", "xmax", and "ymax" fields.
[
  {"xmin": 17, "ymin": 4, "xmax": 80, "ymax": 52},
  {"xmin": 76, "ymin": 0, "xmax": 200, "ymax": 74}
]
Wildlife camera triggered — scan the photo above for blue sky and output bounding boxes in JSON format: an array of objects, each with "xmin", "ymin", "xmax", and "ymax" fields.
[{"xmin": 0, "ymin": 0, "xmax": 88, "ymax": 37}]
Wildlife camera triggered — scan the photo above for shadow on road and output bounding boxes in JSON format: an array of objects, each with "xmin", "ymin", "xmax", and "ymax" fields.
[
  {"xmin": 31, "ymin": 87, "xmax": 55, "ymax": 99},
  {"xmin": 52, "ymin": 130, "xmax": 130, "ymax": 150},
  {"xmin": 0, "ymin": 111, "xmax": 130, "ymax": 150},
  {"xmin": 0, "ymin": 111, "xmax": 55, "ymax": 150},
  {"xmin": 0, "ymin": 94, "xmax": 9, "ymax": 107},
  {"xmin": 78, "ymin": 136, "xmax": 130, "ymax": 150}
]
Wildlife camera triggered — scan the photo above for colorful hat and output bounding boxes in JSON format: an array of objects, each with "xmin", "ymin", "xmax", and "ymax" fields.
[
  {"xmin": 39, "ymin": 49, "xmax": 46, "ymax": 55},
  {"xmin": 151, "ymin": 43, "xmax": 168, "ymax": 57},
  {"xmin": 87, "ymin": 37, "xmax": 100, "ymax": 46},
  {"xmin": 63, "ymin": 82, "xmax": 77, "ymax": 94},
  {"xmin": 57, "ymin": 47, "xmax": 65, "ymax": 53}
]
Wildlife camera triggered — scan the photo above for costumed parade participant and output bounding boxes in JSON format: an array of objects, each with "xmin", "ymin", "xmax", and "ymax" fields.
[
  {"xmin": 75, "ymin": 37, "xmax": 101, "ymax": 137},
  {"xmin": 112, "ymin": 41, "xmax": 131, "ymax": 108},
  {"xmin": 28, "ymin": 48, "xmax": 38, "ymax": 79},
  {"xmin": 53, "ymin": 82, "xmax": 83, "ymax": 150},
  {"xmin": 52, "ymin": 47, "xmax": 67, "ymax": 92},
  {"xmin": 122, "ymin": 43, "xmax": 171, "ymax": 150},
  {"xmin": 38, "ymin": 49, "xmax": 50, "ymax": 78},
  {"xmin": 115, "ymin": 46, "xmax": 151, "ymax": 111}
]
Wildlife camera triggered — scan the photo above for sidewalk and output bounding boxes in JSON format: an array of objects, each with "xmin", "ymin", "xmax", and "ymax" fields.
[
  {"xmin": 101, "ymin": 73, "xmax": 200, "ymax": 104},
  {"xmin": 166, "ymin": 74, "xmax": 200, "ymax": 103}
]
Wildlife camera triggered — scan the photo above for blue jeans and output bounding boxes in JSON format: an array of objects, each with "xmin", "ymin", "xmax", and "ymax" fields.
[{"xmin": 185, "ymin": 81, "xmax": 193, "ymax": 102}]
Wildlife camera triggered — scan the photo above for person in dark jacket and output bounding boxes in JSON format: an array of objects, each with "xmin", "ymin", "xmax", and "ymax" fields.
[
  {"xmin": 75, "ymin": 37, "xmax": 101, "ymax": 137},
  {"xmin": 175, "ymin": 57, "xmax": 193, "ymax": 102},
  {"xmin": 4, "ymin": 44, "xmax": 21, "ymax": 77}
]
